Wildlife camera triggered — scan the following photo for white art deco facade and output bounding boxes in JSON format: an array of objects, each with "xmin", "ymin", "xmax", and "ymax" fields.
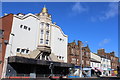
[
  {"xmin": 0, "ymin": 6, "xmax": 73, "ymax": 78},
  {"xmin": 5, "ymin": 6, "xmax": 68, "ymax": 62}
]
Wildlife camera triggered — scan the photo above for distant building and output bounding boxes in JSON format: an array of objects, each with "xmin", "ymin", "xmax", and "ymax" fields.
[
  {"xmin": 67, "ymin": 41, "xmax": 91, "ymax": 67},
  {"xmin": 67, "ymin": 40, "xmax": 82, "ymax": 66},
  {"xmin": 0, "ymin": 6, "xmax": 74, "ymax": 78},
  {"xmin": 90, "ymin": 52, "xmax": 101, "ymax": 69},
  {"xmin": 97, "ymin": 49, "xmax": 119, "ymax": 76},
  {"xmin": 82, "ymin": 45, "xmax": 91, "ymax": 68},
  {"xmin": 100, "ymin": 55, "xmax": 111, "ymax": 76},
  {"xmin": 90, "ymin": 52, "xmax": 101, "ymax": 76}
]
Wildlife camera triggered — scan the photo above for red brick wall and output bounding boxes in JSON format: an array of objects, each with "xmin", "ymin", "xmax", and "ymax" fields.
[{"xmin": 0, "ymin": 14, "xmax": 13, "ymax": 77}]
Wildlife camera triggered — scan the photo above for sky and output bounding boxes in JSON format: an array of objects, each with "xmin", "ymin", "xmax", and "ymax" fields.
[{"xmin": 1, "ymin": 2, "xmax": 119, "ymax": 57}]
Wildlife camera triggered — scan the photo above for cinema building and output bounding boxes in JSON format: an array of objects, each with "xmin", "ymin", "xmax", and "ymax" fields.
[{"xmin": 0, "ymin": 6, "xmax": 74, "ymax": 78}]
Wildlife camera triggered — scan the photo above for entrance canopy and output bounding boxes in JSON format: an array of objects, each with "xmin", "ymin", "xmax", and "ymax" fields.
[{"xmin": 8, "ymin": 56, "xmax": 74, "ymax": 68}]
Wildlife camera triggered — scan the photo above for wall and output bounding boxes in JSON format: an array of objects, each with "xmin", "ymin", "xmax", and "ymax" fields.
[
  {"xmin": 0, "ymin": 14, "xmax": 13, "ymax": 78},
  {"xmin": 91, "ymin": 53, "xmax": 101, "ymax": 62},
  {"xmin": 5, "ymin": 14, "xmax": 39, "ymax": 58},
  {"xmin": 51, "ymin": 25, "xmax": 68, "ymax": 62}
]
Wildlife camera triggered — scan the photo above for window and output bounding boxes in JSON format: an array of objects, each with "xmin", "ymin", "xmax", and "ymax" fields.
[
  {"xmin": 46, "ymin": 39, "xmax": 49, "ymax": 44},
  {"xmin": 41, "ymin": 30, "xmax": 44, "ymax": 34},
  {"xmin": 71, "ymin": 58, "xmax": 76, "ymax": 64},
  {"xmin": 20, "ymin": 25, "xmax": 23, "ymax": 28},
  {"xmin": 46, "ymin": 31, "xmax": 49, "ymax": 35},
  {"xmin": 28, "ymin": 28, "xmax": 30, "ymax": 31},
  {"xmin": 41, "ymin": 22, "xmax": 44, "ymax": 27},
  {"xmin": 59, "ymin": 56, "xmax": 61, "ymax": 59},
  {"xmin": 26, "ymin": 50, "xmax": 29, "ymax": 53},
  {"xmin": 16, "ymin": 48, "xmax": 20, "ymax": 52},
  {"xmin": 46, "ymin": 23, "xmax": 49, "ymax": 27},
  {"xmin": 0, "ymin": 30, "xmax": 4, "ymax": 38},
  {"xmin": 40, "ymin": 39, "xmax": 43, "ymax": 43},
  {"xmin": 21, "ymin": 49, "xmax": 25, "ymax": 53},
  {"xmin": 24, "ymin": 26, "xmax": 27, "ymax": 29}
]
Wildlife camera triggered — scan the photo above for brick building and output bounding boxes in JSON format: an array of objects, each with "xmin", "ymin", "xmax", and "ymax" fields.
[
  {"xmin": 67, "ymin": 40, "xmax": 91, "ymax": 68},
  {"xmin": 67, "ymin": 40, "xmax": 82, "ymax": 66},
  {"xmin": 97, "ymin": 49, "xmax": 119, "ymax": 70},
  {"xmin": 82, "ymin": 45, "xmax": 91, "ymax": 67}
]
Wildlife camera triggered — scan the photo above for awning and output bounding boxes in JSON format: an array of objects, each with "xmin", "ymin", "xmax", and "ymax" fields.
[
  {"xmin": 8, "ymin": 56, "xmax": 74, "ymax": 68},
  {"xmin": 108, "ymin": 68, "xmax": 112, "ymax": 71},
  {"xmin": 93, "ymin": 67, "xmax": 103, "ymax": 72}
]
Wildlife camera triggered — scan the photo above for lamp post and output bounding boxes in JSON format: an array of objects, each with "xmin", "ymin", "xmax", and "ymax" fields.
[{"xmin": 49, "ymin": 63, "xmax": 54, "ymax": 77}]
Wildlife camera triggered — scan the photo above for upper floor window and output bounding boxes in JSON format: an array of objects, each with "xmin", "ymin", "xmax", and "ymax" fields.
[
  {"xmin": 46, "ymin": 23, "xmax": 49, "ymax": 27},
  {"xmin": 41, "ymin": 22, "xmax": 44, "ymax": 26},
  {"xmin": 46, "ymin": 39, "xmax": 49, "ymax": 44},
  {"xmin": 21, "ymin": 49, "xmax": 25, "ymax": 53},
  {"xmin": 28, "ymin": 28, "xmax": 31, "ymax": 31},
  {"xmin": 20, "ymin": 25, "xmax": 23, "ymax": 28},
  {"xmin": 24, "ymin": 26, "xmax": 27, "ymax": 29},
  {"xmin": 46, "ymin": 31, "xmax": 49, "ymax": 35},
  {"xmin": 0, "ymin": 29, "xmax": 4, "ymax": 38},
  {"xmin": 40, "ymin": 38, "xmax": 43, "ymax": 43},
  {"xmin": 20, "ymin": 25, "xmax": 30, "ymax": 31},
  {"xmin": 16, "ymin": 48, "xmax": 20, "ymax": 52},
  {"xmin": 26, "ymin": 50, "xmax": 29, "ymax": 53},
  {"xmin": 41, "ymin": 30, "xmax": 44, "ymax": 34}
]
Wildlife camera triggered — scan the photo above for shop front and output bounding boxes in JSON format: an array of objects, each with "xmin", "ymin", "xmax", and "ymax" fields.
[{"xmin": 5, "ymin": 56, "xmax": 74, "ymax": 78}]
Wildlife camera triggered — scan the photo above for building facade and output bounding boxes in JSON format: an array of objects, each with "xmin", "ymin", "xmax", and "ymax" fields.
[
  {"xmin": 97, "ymin": 49, "xmax": 119, "ymax": 70},
  {"xmin": 67, "ymin": 40, "xmax": 82, "ymax": 66},
  {"xmin": 82, "ymin": 45, "xmax": 91, "ymax": 68},
  {"xmin": 97, "ymin": 49, "xmax": 118, "ymax": 76},
  {"xmin": 90, "ymin": 52, "xmax": 101, "ymax": 69},
  {"xmin": 100, "ymin": 56, "xmax": 111, "ymax": 76},
  {"xmin": 0, "ymin": 6, "xmax": 74, "ymax": 78}
]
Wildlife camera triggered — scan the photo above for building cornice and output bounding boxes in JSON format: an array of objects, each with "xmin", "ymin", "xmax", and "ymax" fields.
[{"xmin": 14, "ymin": 13, "xmax": 40, "ymax": 20}]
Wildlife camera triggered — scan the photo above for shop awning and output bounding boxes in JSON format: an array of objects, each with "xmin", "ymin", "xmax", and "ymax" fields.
[{"xmin": 93, "ymin": 67, "xmax": 103, "ymax": 72}]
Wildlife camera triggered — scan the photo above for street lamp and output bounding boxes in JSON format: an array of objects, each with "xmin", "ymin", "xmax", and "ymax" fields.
[{"xmin": 49, "ymin": 63, "xmax": 54, "ymax": 77}]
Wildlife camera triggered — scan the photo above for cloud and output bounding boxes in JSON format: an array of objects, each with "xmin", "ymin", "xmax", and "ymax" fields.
[
  {"xmin": 70, "ymin": 2, "xmax": 88, "ymax": 16},
  {"xmin": 99, "ymin": 38, "xmax": 111, "ymax": 46},
  {"xmin": 91, "ymin": 3, "xmax": 118, "ymax": 22}
]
